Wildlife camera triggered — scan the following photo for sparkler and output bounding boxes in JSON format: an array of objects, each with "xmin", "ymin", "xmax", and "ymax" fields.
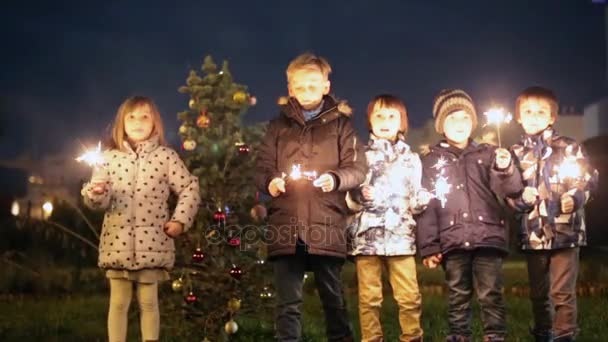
[
  {"xmin": 282, "ymin": 164, "xmax": 318, "ymax": 181},
  {"xmin": 483, "ymin": 107, "xmax": 513, "ymax": 147},
  {"xmin": 557, "ymin": 148, "xmax": 581, "ymax": 184},
  {"xmin": 76, "ymin": 142, "xmax": 105, "ymax": 168},
  {"xmin": 431, "ymin": 156, "xmax": 452, "ymax": 208}
]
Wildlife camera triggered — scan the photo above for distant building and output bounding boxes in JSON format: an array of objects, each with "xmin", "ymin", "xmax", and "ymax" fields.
[{"xmin": 0, "ymin": 155, "xmax": 90, "ymax": 219}]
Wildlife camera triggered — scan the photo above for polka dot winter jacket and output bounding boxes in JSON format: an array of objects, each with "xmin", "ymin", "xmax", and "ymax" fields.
[{"xmin": 81, "ymin": 135, "xmax": 200, "ymax": 271}]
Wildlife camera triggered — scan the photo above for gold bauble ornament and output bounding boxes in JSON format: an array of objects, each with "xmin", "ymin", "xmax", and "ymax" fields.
[
  {"xmin": 224, "ymin": 320, "xmax": 239, "ymax": 334},
  {"xmin": 227, "ymin": 298, "xmax": 241, "ymax": 312},
  {"xmin": 171, "ymin": 278, "xmax": 183, "ymax": 292},
  {"xmin": 232, "ymin": 91, "xmax": 247, "ymax": 103}
]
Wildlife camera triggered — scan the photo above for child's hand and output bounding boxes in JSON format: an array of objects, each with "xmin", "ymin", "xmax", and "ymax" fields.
[
  {"xmin": 91, "ymin": 183, "xmax": 107, "ymax": 195},
  {"xmin": 522, "ymin": 187, "xmax": 539, "ymax": 205},
  {"xmin": 268, "ymin": 178, "xmax": 286, "ymax": 197},
  {"xmin": 417, "ymin": 190, "xmax": 433, "ymax": 207},
  {"xmin": 495, "ymin": 148, "xmax": 512, "ymax": 170},
  {"xmin": 561, "ymin": 194, "xmax": 575, "ymax": 214},
  {"xmin": 362, "ymin": 186, "xmax": 375, "ymax": 201},
  {"xmin": 164, "ymin": 221, "xmax": 183, "ymax": 238},
  {"xmin": 313, "ymin": 173, "xmax": 336, "ymax": 192},
  {"xmin": 423, "ymin": 254, "xmax": 443, "ymax": 269}
]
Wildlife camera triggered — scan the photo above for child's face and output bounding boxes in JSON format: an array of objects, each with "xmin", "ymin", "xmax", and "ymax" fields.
[
  {"xmin": 124, "ymin": 104, "xmax": 154, "ymax": 143},
  {"xmin": 443, "ymin": 110, "xmax": 473, "ymax": 145},
  {"xmin": 288, "ymin": 67, "xmax": 330, "ymax": 110},
  {"xmin": 370, "ymin": 104, "xmax": 400, "ymax": 140},
  {"xmin": 518, "ymin": 97, "xmax": 554, "ymax": 135}
]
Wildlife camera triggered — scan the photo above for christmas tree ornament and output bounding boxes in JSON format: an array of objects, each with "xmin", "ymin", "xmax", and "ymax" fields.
[
  {"xmin": 232, "ymin": 91, "xmax": 247, "ymax": 103},
  {"xmin": 224, "ymin": 319, "xmax": 239, "ymax": 334},
  {"xmin": 227, "ymin": 298, "xmax": 242, "ymax": 312},
  {"xmin": 185, "ymin": 291, "xmax": 197, "ymax": 304},
  {"xmin": 229, "ymin": 265, "xmax": 243, "ymax": 280},
  {"xmin": 250, "ymin": 204, "xmax": 267, "ymax": 223},
  {"xmin": 179, "ymin": 124, "xmax": 188, "ymax": 134},
  {"xmin": 196, "ymin": 113, "xmax": 211, "ymax": 128},
  {"xmin": 211, "ymin": 143, "xmax": 220, "ymax": 154},
  {"xmin": 171, "ymin": 278, "xmax": 184, "ymax": 292},
  {"xmin": 236, "ymin": 143, "xmax": 250, "ymax": 155},
  {"xmin": 189, "ymin": 99, "xmax": 196, "ymax": 109},
  {"xmin": 249, "ymin": 96, "xmax": 257, "ymax": 106},
  {"xmin": 183, "ymin": 139, "xmax": 196, "ymax": 151},
  {"xmin": 192, "ymin": 248, "xmax": 205, "ymax": 263},
  {"xmin": 213, "ymin": 209, "xmax": 226, "ymax": 224},
  {"xmin": 260, "ymin": 286, "xmax": 274, "ymax": 299},
  {"xmin": 228, "ymin": 237, "xmax": 241, "ymax": 247}
]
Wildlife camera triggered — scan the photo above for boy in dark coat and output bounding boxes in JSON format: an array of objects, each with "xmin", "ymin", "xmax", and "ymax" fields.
[
  {"xmin": 416, "ymin": 89, "xmax": 524, "ymax": 342},
  {"xmin": 255, "ymin": 53, "xmax": 367, "ymax": 342}
]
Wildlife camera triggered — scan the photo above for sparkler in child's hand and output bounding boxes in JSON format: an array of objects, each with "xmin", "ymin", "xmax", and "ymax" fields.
[
  {"xmin": 76, "ymin": 142, "xmax": 107, "ymax": 194},
  {"xmin": 76, "ymin": 142, "xmax": 105, "ymax": 168},
  {"xmin": 484, "ymin": 107, "xmax": 513, "ymax": 147},
  {"xmin": 556, "ymin": 148, "xmax": 581, "ymax": 214}
]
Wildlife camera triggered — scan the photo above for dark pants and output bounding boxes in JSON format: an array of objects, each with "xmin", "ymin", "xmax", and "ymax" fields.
[
  {"xmin": 526, "ymin": 247, "xmax": 579, "ymax": 340},
  {"xmin": 442, "ymin": 249, "xmax": 506, "ymax": 340},
  {"xmin": 272, "ymin": 241, "xmax": 353, "ymax": 342}
]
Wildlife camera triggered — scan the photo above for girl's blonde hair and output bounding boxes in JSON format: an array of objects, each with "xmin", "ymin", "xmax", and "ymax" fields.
[
  {"xmin": 109, "ymin": 96, "xmax": 166, "ymax": 150},
  {"xmin": 366, "ymin": 94, "xmax": 409, "ymax": 134}
]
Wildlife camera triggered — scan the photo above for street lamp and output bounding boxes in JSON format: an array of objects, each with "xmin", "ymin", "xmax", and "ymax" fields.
[
  {"xmin": 11, "ymin": 200, "xmax": 20, "ymax": 217},
  {"xmin": 42, "ymin": 201, "xmax": 53, "ymax": 219}
]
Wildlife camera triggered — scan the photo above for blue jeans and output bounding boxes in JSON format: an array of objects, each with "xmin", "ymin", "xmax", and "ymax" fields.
[
  {"xmin": 442, "ymin": 249, "xmax": 506, "ymax": 339},
  {"xmin": 272, "ymin": 241, "xmax": 353, "ymax": 342}
]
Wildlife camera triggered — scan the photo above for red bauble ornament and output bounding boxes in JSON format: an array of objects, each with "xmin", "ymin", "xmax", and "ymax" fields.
[
  {"xmin": 185, "ymin": 291, "xmax": 197, "ymax": 304},
  {"xmin": 213, "ymin": 209, "xmax": 227, "ymax": 223},
  {"xmin": 229, "ymin": 266, "xmax": 243, "ymax": 280},
  {"xmin": 192, "ymin": 248, "xmax": 205, "ymax": 263},
  {"xmin": 228, "ymin": 237, "xmax": 241, "ymax": 247},
  {"xmin": 237, "ymin": 144, "xmax": 250, "ymax": 155}
]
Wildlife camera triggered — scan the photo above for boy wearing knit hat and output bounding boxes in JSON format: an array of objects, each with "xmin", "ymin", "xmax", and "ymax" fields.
[
  {"xmin": 416, "ymin": 89, "xmax": 524, "ymax": 342},
  {"xmin": 509, "ymin": 86, "xmax": 598, "ymax": 342}
]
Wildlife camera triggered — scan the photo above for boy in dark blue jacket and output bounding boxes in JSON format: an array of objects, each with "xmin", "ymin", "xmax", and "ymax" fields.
[{"xmin": 416, "ymin": 89, "xmax": 524, "ymax": 342}]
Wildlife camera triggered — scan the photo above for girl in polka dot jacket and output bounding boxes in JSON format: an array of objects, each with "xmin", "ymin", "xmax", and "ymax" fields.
[{"xmin": 81, "ymin": 96, "xmax": 200, "ymax": 342}]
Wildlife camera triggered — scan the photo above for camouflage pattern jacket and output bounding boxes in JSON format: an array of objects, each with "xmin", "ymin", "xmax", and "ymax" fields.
[
  {"xmin": 510, "ymin": 128, "xmax": 598, "ymax": 250},
  {"xmin": 347, "ymin": 135, "xmax": 427, "ymax": 256}
]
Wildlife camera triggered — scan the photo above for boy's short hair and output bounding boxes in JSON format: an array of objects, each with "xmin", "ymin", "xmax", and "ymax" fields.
[
  {"xmin": 286, "ymin": 52, "xmax": 332, "ymax": 81},
  {"xmin": 515, "ymin": 86, "xmax": 559, "ymax": 121},
  {"xmin": 366, "ymin": 94, "xmax": 408, "ymax": 134}
]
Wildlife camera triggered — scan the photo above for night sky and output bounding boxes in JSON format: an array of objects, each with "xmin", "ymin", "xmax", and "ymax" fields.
[{"xmin": 0, "ymin": 0, "xmax": 605, "ymax": 159}]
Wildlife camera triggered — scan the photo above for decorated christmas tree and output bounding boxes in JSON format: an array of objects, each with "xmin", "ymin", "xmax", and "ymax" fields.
[{"xmin": 166, "ymin": 55, "xmax": 272, "ymax": 340}]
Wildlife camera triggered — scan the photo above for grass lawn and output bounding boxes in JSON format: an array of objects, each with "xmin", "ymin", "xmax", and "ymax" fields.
[{"xmin": 1, "ymin": 258, "xmax": 607, "ymax": 341}]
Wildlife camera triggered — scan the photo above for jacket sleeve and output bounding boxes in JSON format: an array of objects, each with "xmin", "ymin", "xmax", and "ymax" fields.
[
  {"xmin": 408, "ymin": 153, "xmax": 429, "ymax": 214},
  {"xmin": 81, "ymin": 159, "xmax": 112, "ymax": 211},
  {"xmin": 505, "ymin": 146, "xmax": 535, "ymax": 213},
  {"xmin": 416, "ymin": 198, "xmax": 441, "ymax": 258},
  {"xmin": 416, "ymin": 154, "xmax": 441, "ymax": 257},
  {"xmin": 255, "ymin": 119, "xmax": 284, "ymax": 196},
  {"xmin": 490, "ymin": 147, "xmax": 524, "ymax": 199},
  {"xmin": 328, "ymin": 118, "xmax": 368, "ymax": 192},
  {"xmin": 167, "ymin": 149, "xmax": 201, "ymax": 232}
]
